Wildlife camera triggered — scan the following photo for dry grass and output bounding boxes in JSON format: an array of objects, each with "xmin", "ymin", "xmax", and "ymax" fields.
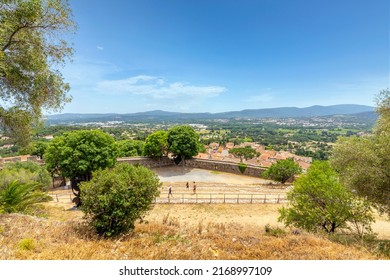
[{"xmin": 0, "ymin": 202, "xmax": 387, "ymax": 260}]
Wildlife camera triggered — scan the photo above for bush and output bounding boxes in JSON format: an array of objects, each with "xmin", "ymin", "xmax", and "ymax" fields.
[
  {"xmin": 80, "ymin": 163, "xmax": 161, "ymax": 237},
  {"xmin": 18, "ymin": 238, "xmax": 36, "ymax": 251},
  {"xmin": 238, "ymin": 163, "xmax": 247, "ymax": 174},
  {"xmin": 0, "ymin": 161, "xmax": 51, "ymax": 191}
]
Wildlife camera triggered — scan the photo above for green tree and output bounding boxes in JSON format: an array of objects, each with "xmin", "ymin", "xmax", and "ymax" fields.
[
  {"xmin": 229, "ymin": 146, "xmax": 259, "ymax": 162},
  {"xmin": 143, "ymin": 130, "xmax": 168, "ymax": 158},
  {"xmin": 80, "ymin": 163, "xmax": 161, "ymax": 237},
  {"xmin": 44, "ymin": 130, "xmax": 118, "ymax": 180},
  {"xmin": 0, "ymin": 0, "xmax": 76, "ymax": 146},
  {"xmin": 262, "ymin": 158, "xmax": 301, "ymax": 184},
  {"xmin": 331, "ymin": 88, "xmax": 390, "ymax": 216},
  {"xmin": 279, "ymin": 161, "xmax": 374, "ymax": 235},
  {"xmin": 167, "ymin": 125, "xmax": 199, "ymax": 164},
  {"xmin": 116, "ymin": 139, "xmax": 144, "ymax": 157},
  {"xmin": 31, "ymin": 141, "xmax": 48, "ymax": 159}
]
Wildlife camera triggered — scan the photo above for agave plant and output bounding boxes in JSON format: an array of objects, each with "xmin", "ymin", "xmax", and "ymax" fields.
[{"xmin": 0, "ymin": 180, "xmax": 52, "ymax": 214}]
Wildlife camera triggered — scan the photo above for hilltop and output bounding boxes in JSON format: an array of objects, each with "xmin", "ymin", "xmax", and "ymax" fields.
[{"xmin": 45, "ymin": 104, "xmax": 375, "ymax": 124}]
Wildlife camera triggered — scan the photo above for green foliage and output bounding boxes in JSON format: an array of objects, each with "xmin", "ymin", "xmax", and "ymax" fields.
[
  {"xmin": 279, "ymin": 161, "xmax": 374, "ymax": 235},
  {"xmin": 0, "ymin": 0, "xmax": 76, "ymax": 145},
  {"xmin": 167, "ymin": 126, "xmax": 199, "ymax": 160},
  {"xmin": 331, "ymin": 88, "xmax": 390, "ymax": 216},
  {"xmin": 144, "ymin": 130, "xmax": 168, "ymax": 158},
  {"xmin": 116, "ymin": 139, "xmax": 144, "ymax": 157},
  {"xmin": 31, "ymin": 141, "xmax": 48, "ymax": 159},
  {"xmin": 238, "ymin": 163, "xmax": 247, "ymax": 174},
  {"xmin": 0, "ymin": 180, "xmax": 52, "ymax": 214},
  {"xmin": 18, "ymin": 238, "xmax": 36, "ymax": 251},
  {"xmin": 264, "ymin": 224, "xmax": 286, "ymax": 237},
  {"xmin": 80, "ymin": 163, "xmax": 161, "ymax": 237},
  {"xmin": 44, "ymin": 130, "xmax": 118, "ymax": 179},
  {"xmin": 262, "ymin": 158, "xmax": 301, "ymax": 184},
  {"xmin": 0, "ymin": 161, "xmax": 51, "ymax": 191},
  {"xmin": 229, "ymin": 146, "xmax": 259, "ymax": 162}
]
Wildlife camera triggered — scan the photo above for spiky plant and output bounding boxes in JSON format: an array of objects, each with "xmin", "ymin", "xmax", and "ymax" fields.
[{"xmin": 0, "ymin": 180, "xmax": 52, "ymax": 214}]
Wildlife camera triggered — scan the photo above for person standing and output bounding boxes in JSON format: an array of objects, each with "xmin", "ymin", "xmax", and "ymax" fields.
[
  {"xmin": 168, "ymin": 185, "xmax": 173, "ymax": 198},
  {"xmin": 193, "ymin": 181, "xmax": 196, "ymax": 194}
]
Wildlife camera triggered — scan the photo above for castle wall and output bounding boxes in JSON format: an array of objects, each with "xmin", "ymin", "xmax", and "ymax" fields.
[{"xmin": 118, "ymin": 157, "xmax": 265, "ymax": 178}]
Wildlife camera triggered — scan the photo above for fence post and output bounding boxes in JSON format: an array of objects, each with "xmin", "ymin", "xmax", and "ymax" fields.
[
  {"xmin": 237, "ymin": 194, "xmax": 239, "ymax": 204},
  {"xmin": 264, "ymin": 194, "xmax": 267, "ymax": 203},
  {"xmin": 277, "ymin": 194, "xmax": 280, "ymax": 203},
  {"xmin": 196, "ymin": 194, "xmax": 198, "ymax": 204},
  {"xmin": 209, "ymin": 194, "xmax": 212, "ymax": 204},
  {"xmin": 56, "ymin": 194, "xmax": 58, "ymax": 202},
  {"xmin": 250, "ymin": 194, "xmax": 253, "ymax": 204},
  {"xmin": 224, "ymin": 194, "xmax": 225, "ymax": 204},
  {"xmin": 182, "ymin": 194, "xmax": 184, "ymax": 203}
]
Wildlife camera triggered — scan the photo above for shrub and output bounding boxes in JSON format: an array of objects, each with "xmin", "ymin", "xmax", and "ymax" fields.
[
  {"xmin": 80, "ymin": 163, "xmax": 161, "ymax": 237},
  {"xmin": 0, "ymin": 161, "xmax": 51, "ymax": 191},
  {"xmin": 238, "ymin": 163, "xmax": 247, "ymax": 174},
  {"xmin": 18, "ymin": 238, "xmax": 36, "ymax": 251},
  {"xmin": 264, "ymin": 224, "xmax": 286, "ymax": 237}
]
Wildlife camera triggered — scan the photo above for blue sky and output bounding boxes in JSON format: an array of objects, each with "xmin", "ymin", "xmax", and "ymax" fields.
[{"xmin": 60, "ymin": 0, "xmax": 389, "ymax": 114}]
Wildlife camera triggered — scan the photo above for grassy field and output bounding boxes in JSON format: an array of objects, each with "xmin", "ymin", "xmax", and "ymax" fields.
[{"xmin": 1, "ymin": 195, "xmax": 389, "ymax": 260}]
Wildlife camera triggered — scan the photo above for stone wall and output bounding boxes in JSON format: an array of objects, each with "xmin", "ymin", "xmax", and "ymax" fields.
[
  {"xmin": 117, "ymin": 156, "xmax": 174, "ymax": 168},
  {"xmin": 185, "ymin": 158, "xmax": 265, "ymax": 177},
  {"xmin": 118, "ymin": 156, "xmax": 265, "ymax": 178}
]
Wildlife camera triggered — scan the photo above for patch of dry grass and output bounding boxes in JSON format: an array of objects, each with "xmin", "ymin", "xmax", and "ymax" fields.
[{"xmin": 0, "ymin": 203, "xmax": 383, "ymax": 260}]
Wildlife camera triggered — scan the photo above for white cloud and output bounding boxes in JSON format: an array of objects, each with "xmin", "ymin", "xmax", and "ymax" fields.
[
  {"xmin": 96, "ymin": 75, "xmax": 227, "ymax": 99},
  {"xmin": 97, "ymin": 46, "xmax": 104, "ymax": 51}
]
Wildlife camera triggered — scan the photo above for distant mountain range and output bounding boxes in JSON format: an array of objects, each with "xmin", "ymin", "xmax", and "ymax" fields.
[{"xmin": 45, "ymin": 104, "xmax": 376, "ymax": 123}]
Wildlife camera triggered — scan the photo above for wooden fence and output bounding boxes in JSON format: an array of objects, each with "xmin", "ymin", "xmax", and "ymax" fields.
[{"xmin": 50, "ymin": 192, "xmax": 287, "ymax": 205}]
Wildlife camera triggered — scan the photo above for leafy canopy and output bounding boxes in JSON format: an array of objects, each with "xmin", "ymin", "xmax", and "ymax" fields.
[
  {"xmin": 229, "ymin": 146, "xmax": 259, "ymax": 162},
  {"xmin": 44, "ymin": 129, "xmax": 118, "ymax": 179},
  {"xmin": 262, "ymin": 158, "xmax": 301, "ymax": 184},
  {"xmin": 331, "ymin": 88, "xmax": 390, "ymax": 216},
  {"xmin": 279, "ymin": 161, "xmax": 374, "ymax": 235},
  {"xmin": 116, "ymin": 139, "xmax": 144, "ymax": 157},
  {"xmin": 0, "ymin": 0, "xmax": 76, "ymax": 145},
  {"xmin": 80, "ymin": 163, "xmax": 161, "ymax": 237},
  {"xmin": 144, "ymin": 130, "xmax": 168, "ymax": 158},
  {"xmin": 167, "ymin": 125, "xmax": 199, "ymax": 160}
]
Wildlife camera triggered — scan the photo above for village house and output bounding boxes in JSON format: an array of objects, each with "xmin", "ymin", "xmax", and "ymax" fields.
[{"xmin": 195, "ymin": 142, "xmax": 312, "ymax": 172}]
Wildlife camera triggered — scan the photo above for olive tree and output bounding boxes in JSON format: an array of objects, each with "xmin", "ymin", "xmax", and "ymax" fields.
[
  {"xmin": 279, "ymin": 161, "xmax": 374, "ymax": 235},
  {"xmin": 331, "ymin": 88, "xmax": 390, "ymax": 216},
  {"xmin": 0, "ymin": 0, "xmax": 76, "ymax": 145}
]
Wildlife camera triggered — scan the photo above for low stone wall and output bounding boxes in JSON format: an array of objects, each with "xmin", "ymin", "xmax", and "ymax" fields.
[
  {"xmin": 118, "ymin": 156, "xmax": 265, "ymax": 178},
  {"xmin": 117, "ymin": 156, "xmax": 174, "ymax": 168},
  {"xmin": 185, "ymin": 158, "xmax": 265, "ymax": 177}
]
